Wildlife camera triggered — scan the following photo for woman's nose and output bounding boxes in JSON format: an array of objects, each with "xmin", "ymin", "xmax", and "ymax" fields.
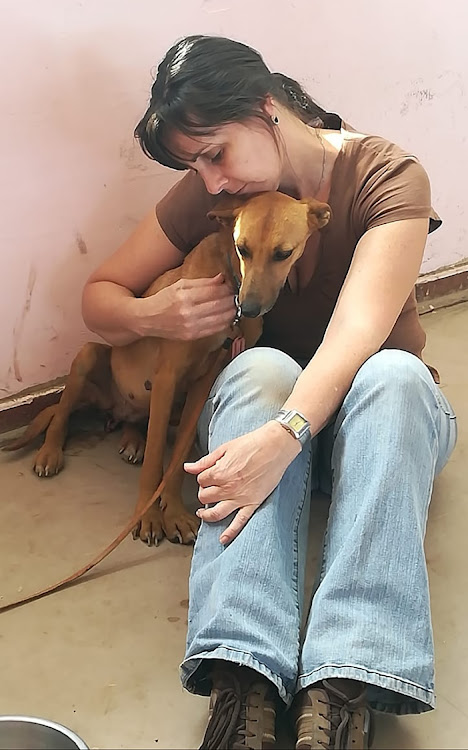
[{"xmin": 199, "ymin": 165, "xmax": 228, "ymax": 195}]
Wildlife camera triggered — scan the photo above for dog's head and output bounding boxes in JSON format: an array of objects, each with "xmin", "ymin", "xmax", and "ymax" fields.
[{"xmin": 208, "ymin": 191, "xmax": 331, "ymax": 317}]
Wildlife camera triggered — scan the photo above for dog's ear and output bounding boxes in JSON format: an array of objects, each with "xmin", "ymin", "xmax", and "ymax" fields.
[
  {"xmin": 301, "ymin": 198, "xmax": 332, "ymax": 230},
  {"xmin": 207, "ymin": 205, "xmax": 242, "ymax": 227},
  {"xmin": 207, "ymin": 194, "xmax": 249, "ymax": 226}
]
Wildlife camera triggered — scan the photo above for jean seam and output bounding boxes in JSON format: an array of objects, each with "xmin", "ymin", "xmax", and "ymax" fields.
[
  {"xmin": 316, "ymin": 487, "xmax": 333, "ymax": 586},
  {"xmin": 180, "ymin": 646, "xmax": 294, "ymax": 705},
  {"xmin": 434, "ymin": 388, "xmax": 457, "ymax": 419},
  {"xmin": 291, "ymin": 449, "xmax": 313, "ymax": 664},
  {"xmin": 297, "ymin": 662, "xmax": 432, "ymax": 692},
  {"xmin": 316, "ymin": 526, "xmax": 329, "ymax": 586},
  {"xmin": 296, "ymin": 663, "xmax": 435, "ymax": 714},
  {"xmin": 206, "ymin": 396, "xmax": 216, "ymax": 448}
]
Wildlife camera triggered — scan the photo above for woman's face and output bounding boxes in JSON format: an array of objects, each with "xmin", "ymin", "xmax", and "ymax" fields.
[{"xmin": 167, "ymin": 120, "xmax": 283, "ymax": 196}]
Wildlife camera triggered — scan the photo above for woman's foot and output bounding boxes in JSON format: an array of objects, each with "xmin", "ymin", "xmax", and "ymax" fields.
[
  {"xmin": 199, "ymin": 662, "xmax": 278, "ymax": 749},
  {"xmin": 291, "ymin": 679, "xmax": 373, "ymax": 749}
]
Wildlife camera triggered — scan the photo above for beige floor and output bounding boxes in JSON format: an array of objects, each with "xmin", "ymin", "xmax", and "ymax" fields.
[{"xmin": 0, "ymin": 302, "xmax": 467, "ymax": 750}]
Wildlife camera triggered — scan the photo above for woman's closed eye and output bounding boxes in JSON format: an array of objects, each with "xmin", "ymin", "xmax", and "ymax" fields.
[{"xmin": 210, "ymin": 149, "xmax": 224, "ymax": 163}]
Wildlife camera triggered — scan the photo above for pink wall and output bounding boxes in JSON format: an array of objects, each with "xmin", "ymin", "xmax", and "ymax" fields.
[{"xmin": 1, "ymin": 0, "xmax": 467, "ymax": 397}]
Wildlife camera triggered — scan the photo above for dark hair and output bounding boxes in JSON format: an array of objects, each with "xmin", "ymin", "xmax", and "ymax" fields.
[{"xmin": 134, "ymin": 35, "xmax": 341, "ymax": 170}]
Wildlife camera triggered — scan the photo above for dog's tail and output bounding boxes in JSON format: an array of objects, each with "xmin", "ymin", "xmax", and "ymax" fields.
[{"xmin": 1, "ymin": 405, "xmax": 57, "ymax": 451}]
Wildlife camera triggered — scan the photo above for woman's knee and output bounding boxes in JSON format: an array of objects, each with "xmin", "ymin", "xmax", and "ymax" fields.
[
  {"xmin": 334, "ymin": 349, "xmax": 441, "ymax": 451},
  {"xmin": 214, "ymin": 347, "xmax": 302, "ymax": 408},
  {"xmin": 353, "ymin": 349, "xmax": 431, "ymax": 393}
]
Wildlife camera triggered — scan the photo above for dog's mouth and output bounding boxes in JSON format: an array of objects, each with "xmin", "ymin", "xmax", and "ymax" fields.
[
  {"xmin": 239, "ymin": 296, "xmax": 278, "ymax": 319},
  {"xmin": 260, "ymin": 300, "xmax": 277, "ymax": 316},
  {"xmin": 238, "ymin": 270, "xmax": 295, "ymax": 318}
]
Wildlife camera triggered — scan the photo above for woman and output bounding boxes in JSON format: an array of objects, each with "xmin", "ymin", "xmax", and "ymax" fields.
[{"xmin": 82, "ymin": 35, "xmax": 457, "ymax": 750}]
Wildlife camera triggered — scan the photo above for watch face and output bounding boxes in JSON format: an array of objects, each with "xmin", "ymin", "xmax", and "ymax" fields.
[{"xmin": 288, "ymin": 413, "xmax": 308, "ymax": 432}]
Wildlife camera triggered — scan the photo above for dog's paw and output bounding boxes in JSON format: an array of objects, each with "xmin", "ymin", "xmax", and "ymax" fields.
[
  {"xmin": 118, "ymin": 427, "xmax": 146, "ymax": 464},
  {"xmin": 34, "ymin": 445, "xmax": 64, "ymax": 477},
  {"xmin": 132, "ymin": 505, "xmax": 164, "ymax": 547},
  {"xmin": 161, "ymin": 504, "xmax": 200, "ymax": 545}
]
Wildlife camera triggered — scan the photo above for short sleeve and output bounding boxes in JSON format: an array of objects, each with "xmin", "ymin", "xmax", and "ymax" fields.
[
  {"xmin": 156, "ymin": 171, "xmax": 218, "ymax": 254},
  {"xmin": 354, "ymin": 154, "xmax": 442, "ymax": 236}
]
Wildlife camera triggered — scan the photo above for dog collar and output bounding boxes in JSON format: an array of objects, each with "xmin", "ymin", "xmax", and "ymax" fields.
[{"xmin": 226, "ymin": 245, "xmax": 242, "ymax": 324}]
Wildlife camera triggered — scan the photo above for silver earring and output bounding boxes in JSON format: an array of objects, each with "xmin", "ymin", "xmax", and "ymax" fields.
[{"xmin": 272, "ymin": 114, "xmax": 279, "ymax": 124}]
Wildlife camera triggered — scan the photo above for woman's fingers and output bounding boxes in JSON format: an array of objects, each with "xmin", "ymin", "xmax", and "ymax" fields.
[
  {"xmin": 198, "ymin": 484, "xmax": 226, "ymax": 504},
  {"xmin": 197, "ymin": 499, "xmax": 238, "ymax": 523},
  {"xmin": 184, "ymin": 447, "xmax": 226, "ymax": 475},
  {"xmin": 219, "ymin": 506, "xmax": 257, "ymax": 545}
]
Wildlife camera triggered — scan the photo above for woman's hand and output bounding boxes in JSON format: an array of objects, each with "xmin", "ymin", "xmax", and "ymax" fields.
[
  {"xmin": 184, "ymin": 421, "xmax": 301, "ymax": 544},
  {"xmin": 136, "ymin": 273, "xmax": 237, "ymax": 340}
]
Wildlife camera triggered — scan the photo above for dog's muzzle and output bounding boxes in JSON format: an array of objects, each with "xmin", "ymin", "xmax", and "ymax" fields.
[{"xmin": 238, "ymin": 299, "xmax": 262, "ymax": 318}]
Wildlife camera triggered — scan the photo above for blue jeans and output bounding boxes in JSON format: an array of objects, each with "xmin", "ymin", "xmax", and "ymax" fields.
[{"xmin": 180, "ymin": 348, "xmax": 457, "ymax": 715}]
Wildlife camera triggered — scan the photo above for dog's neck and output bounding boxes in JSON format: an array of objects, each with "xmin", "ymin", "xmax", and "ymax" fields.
[{"xmin": 221, "ymin": 230, "xmax": 241, "ymax": 293}]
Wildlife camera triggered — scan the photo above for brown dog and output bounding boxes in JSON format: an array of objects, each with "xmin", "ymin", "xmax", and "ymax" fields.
[{"xmin": 3, "ymin": 192, "xmax": 330, "ymax": 546}]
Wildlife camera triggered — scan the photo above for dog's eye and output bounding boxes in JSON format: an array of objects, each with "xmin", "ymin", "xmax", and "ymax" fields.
[
  {"xmin": 273, "ymin": 249, "xmax": 293, "ymax": 262},
  {"xmin": 236, "ymin": 244, "xmax": 251, "ymax": 259}
]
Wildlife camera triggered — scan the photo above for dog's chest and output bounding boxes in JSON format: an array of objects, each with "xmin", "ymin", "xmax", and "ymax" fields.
[
  {"xmin": 109, "ymin": 341, "xmax": 159, "ymax": 419},
  {"xmin": 108, "ymin": 337, "xmax": 222, "ymax": 421},
  {"xmin": 109, "ymin": 380, "xmax": 151, "ymax": 422}
]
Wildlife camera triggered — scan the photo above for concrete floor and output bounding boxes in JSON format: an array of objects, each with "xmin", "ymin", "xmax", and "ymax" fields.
[{"xmin": 0, "ymin": 301, "xmax": 466, "ymax": 750}]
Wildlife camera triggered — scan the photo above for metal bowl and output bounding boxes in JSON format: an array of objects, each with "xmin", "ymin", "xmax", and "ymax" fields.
[{"xmin": 0, "ymin": 716, "xmax": 88, "ymax": 749}]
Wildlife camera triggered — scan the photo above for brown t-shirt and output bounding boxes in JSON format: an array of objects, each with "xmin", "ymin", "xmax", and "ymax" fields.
[{"xmin": 156, "ymin": 126, "xmax": 441, "ymax": 368}]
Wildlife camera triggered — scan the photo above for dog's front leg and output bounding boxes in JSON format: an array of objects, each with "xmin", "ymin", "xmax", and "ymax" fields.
[
  {"xmin": 159, "ymin": 356, "xmax": 231, "ymax": 544},
  {"xmin": 159, "ymin": 422, "xmax": 200, "ymax": 545},
  {"xmin": 132, "ymin": 368, "xmax": 176, "ymax": 546}
]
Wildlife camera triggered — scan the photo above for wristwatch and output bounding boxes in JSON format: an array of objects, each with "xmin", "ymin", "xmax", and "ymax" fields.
[{"xmin": 274, "ymin": 408, "xmax": 311, "ymax": 448}]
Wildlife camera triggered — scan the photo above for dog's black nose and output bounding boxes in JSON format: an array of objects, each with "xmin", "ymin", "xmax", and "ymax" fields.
[{"xmin": 240, "ymin": 301, "xmax": 262, "ymax": 318}]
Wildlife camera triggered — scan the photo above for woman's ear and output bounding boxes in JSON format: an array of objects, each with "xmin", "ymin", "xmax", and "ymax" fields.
[{"xmin": 261, "ymin": 94, "xmax": 276, "ymax": 120}]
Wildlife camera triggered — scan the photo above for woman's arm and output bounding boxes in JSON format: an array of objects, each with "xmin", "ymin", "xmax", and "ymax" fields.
[
  {"xmin": 82, "ymin": 208, "xmax": 236, "ymax": 346},
  {"xmin": 81, "ymin": 209, "xmax": 186, "ymax": 346},
  {"xmin": 279, "ymin": 217, "xmax": 430, "ymax": 435}
]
